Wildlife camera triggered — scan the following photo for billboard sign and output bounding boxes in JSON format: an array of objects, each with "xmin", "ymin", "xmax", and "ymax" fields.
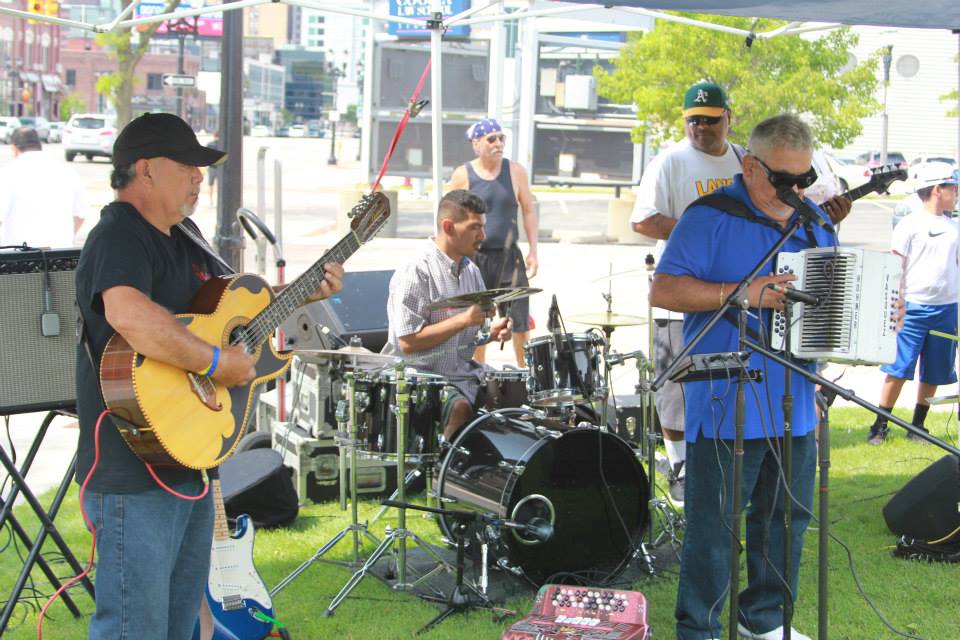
[
  {"xmin": 388, "ymin": 0, "xmax": 470, "ymax": 38},
  {"xmin": 136, "ymin": 1, "xmax": 223, "ymax": 39}
]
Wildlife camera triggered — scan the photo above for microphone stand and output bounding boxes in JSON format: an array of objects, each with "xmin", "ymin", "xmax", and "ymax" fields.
[{"xmin": 650, "ymin": 198, "xmax": 828, "ymax": 640}]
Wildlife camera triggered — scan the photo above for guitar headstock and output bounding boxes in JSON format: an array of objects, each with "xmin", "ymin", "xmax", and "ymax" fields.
[
  {"xmin": 866, "ymin": 165, "xmax": 908, "ymax": 195},
  {"xmin": 349, "ymin": 192, "xmax": 392, "ymax": 244}
]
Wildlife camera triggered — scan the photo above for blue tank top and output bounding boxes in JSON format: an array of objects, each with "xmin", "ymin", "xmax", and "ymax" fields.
[{"xmin": 466, "ymin": 159, "xmax": 519, "ymax": 251}]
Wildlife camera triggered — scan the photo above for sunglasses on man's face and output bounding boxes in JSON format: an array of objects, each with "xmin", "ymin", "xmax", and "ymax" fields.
[
  {"xmin": 484, "ymin": 133, "xmax": 505, "ymax": 144},
  {"xmin": 686, "ymin": 115, "xmax": 722, "ymax": 126},
  {"xmin": 754, "ymin": 156, "xmax": 818, "ymax": 190}
]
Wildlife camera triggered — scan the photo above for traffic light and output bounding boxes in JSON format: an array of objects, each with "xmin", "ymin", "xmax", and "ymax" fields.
[
  {"xmin": 27, "ymin": 0, "xmax": 43, "ymax": 23},
  {"xmin": 44, "ymin": 0, "xmax": 59, "ymax": 17}
]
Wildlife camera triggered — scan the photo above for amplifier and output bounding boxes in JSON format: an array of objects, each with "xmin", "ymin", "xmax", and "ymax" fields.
[
  {"xmin": 0, "ymin": 248, "xmax": 81, "ymax": 414},
  {"xmin": 280, "ymin": 269, "xmax": 393, "ymax": 353}
]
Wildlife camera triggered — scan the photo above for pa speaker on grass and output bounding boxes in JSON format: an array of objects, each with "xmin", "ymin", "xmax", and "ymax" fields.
[{"xmin": 883, "ymin": 454, "xmax": 960, "ymax": 543}]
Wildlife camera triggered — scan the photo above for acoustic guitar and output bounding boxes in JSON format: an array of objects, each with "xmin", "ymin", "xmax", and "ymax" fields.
[{"xmin": 99, "ymin": 192, "xmax": 390, "ymax": 469}]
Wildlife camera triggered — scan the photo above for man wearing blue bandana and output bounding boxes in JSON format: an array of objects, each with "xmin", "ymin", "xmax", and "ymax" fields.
[{"xmin": 450, "ymin": 118, "xmax": 538, "ymax": 367}]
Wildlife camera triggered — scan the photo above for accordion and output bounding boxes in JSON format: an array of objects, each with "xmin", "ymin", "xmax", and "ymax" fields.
[{"xmin": 771, "ymin": 247, "xmax": 901, "ymax": 365}]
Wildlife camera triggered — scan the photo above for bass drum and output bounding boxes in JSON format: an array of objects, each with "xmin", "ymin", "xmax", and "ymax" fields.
[{"xmin": 436, "ymin": 410, "xmax": 648, "ymax": 584}]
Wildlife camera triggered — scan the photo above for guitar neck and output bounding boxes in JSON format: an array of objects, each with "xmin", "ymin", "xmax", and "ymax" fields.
[
  {"xmin": 841, "ymin": 171, "xmax": 905, "ymax": 203},
  {"xmin": 247, "ymin": 231, "xmax": 360, "ymax": 344},
  {"xmin": 211, "ymin": 479, "xmax": 231, "ymax": 542},
  {"xmin": 841, "ymin": 182, "xmax": 879, "ymax": 203}
]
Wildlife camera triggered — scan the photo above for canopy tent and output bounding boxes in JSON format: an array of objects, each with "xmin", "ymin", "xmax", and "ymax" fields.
[{"xmin": 2, "ymin": 0, "xmax": 957, "ymax": 215}]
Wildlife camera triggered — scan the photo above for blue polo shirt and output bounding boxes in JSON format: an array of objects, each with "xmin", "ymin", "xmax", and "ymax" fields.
[{"xmin": 657, "ymin": 175, "xmax": 838, "ymax": 443}]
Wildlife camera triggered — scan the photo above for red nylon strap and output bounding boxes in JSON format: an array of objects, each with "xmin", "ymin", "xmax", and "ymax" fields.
[{"xmin": 371, "ymin": 58, "xmax": 432, "ymax": 192}]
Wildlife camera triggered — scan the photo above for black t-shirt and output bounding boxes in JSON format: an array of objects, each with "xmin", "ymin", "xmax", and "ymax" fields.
[{"xmin": 75, "ymin": 202, "xmax": 228, "ymax": 493}]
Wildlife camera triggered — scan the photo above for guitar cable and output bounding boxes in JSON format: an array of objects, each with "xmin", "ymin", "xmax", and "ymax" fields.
[{"xmin": 38, "ymin": 409, "xmax": 210, "ymax": 639}]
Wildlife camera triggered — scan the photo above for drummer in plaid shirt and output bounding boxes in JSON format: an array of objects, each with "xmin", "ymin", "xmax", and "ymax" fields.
[{"xmin": 384, "ymin": 190, "xmax": 512, "ymax": 441}]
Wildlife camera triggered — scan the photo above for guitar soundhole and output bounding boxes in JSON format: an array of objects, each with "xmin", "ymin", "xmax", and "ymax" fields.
[{"xmin": 230, "ymin": 325, "xmax": 252, "ymax": 353}]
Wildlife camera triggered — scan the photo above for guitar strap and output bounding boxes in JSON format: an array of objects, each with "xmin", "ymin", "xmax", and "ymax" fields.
[{"xmin": 176, "ymin": 217, "xmax": 237, "ymax": 276}]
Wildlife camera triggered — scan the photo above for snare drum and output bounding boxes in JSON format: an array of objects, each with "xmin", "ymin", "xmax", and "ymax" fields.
[
  {"xmin": 436, "ymin": 411, "xmax": 648, "ymax": 584},
  {"xmin": 524, "ymin": 333, "xmax": 606, "ymax": 407},
  {"xmin": 356, "ymin": 370, "xmax": 446, "ymax": 459},
  {"xmin": 482, "ymin": 370, "xmax": 530, "ymax": 410}
]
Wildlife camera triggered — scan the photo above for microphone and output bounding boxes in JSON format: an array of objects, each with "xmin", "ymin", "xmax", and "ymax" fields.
[
  {"xmin": 502, "ymin": 517, "xmax": 554, "ymax": 543},
  {"xmin": 773, "ymin": 284, "xmax": 821, "ymax": 306},
  {"xmin": 776, "ymin": 186, "xmax": 835, "ymax": 234},
  {"xmin": 547, "ymin": 294, "xmax": 561, "ymax": 334}
]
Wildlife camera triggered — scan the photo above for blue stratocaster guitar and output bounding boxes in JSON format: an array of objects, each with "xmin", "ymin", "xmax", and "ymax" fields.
[{"xmin": 193, "ymin": 479, "xmax": 274, "ymax": 640}]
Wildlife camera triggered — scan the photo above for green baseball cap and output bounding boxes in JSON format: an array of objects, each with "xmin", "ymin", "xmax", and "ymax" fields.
[{"xmin": 683, "ymin": 82, "xmax": 729, "ymax": 118}]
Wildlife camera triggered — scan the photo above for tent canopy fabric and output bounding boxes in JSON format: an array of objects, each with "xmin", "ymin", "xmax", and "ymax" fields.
[{"xmin": 560, "ymin": 1, "xmax": 960, "ymax": 32}]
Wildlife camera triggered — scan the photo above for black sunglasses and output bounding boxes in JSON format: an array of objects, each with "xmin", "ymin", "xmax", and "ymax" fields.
[
  {"xmin": 485, "ymin": 133, "xmax": 505, "ymax": 143},
  {"xmin": 754, "ymin": 156, "xmax": 818, "ymax": 190},
  {"xmin": 686, "ymin": 115, "xmax": 722, "ymax": 126}
]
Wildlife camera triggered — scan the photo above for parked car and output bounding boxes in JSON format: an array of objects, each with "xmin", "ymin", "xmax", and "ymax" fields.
[
  {"xmin": 824, "ymin": 153, "xmax": 872, "ymax": 192},
  {"xmin": 908, "ymin": 155, "xmax": 956, "ymax": 182},
  {"xmin": 0, "ymin": 116, "xmax": 20, "ymax": 143},
  {"xmin": 805, "ymin": 150, "xmax": 844, "ymax": 205},
  {"xmin": 63, "ymin": 113, "xmax": 118, "ymax": 162},
  {"xmin": 288, "ymin": 124, "xmax": 307, "ymax": 138},
  {"xmin": 855, "ymin": 150, "xmax": 907, "ymax": 169},
  {"xmin": 307, "ymin": 124, "xmax": 325, "ymax": 138},
  {"xmin": 47, "ymin": 122, "xmax": 64, "ymax": 143},
  {"xmin": 276, "ymin": 126, "xmax": 290, "ymax": 138},
  {"xmin": 251, "ymin": 124, "xmax": 271, "ymax": 137},
  {"xmin": 18, "ymin": 116, "xmax": 51, "ymax": 142}
]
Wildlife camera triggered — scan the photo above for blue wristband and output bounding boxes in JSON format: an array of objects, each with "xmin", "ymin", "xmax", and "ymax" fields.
[
  {"xmin": 206, "ymin": 346, "xmax": 221, "ymax": 377},
  {"xmin": 198, "ymin": 345, "xmax": 220, "ymax": 377}
]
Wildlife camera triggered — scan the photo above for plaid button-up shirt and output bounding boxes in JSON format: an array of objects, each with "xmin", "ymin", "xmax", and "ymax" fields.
[{"xmin": 383, "ymin": 239, "xmax": 488, "ymax": 400}]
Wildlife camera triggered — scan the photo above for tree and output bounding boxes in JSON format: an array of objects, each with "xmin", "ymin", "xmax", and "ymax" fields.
[
  {"xmin": 58, "ymin": 92, "xmax": 86, "ymax": 122},
  {"xmin": 596, "ymin": 15, "xmax": 882, "ymax": 150},
  {"xmin": 94, "ymin": 0, "xmax": 179, "ymax": 128},
  {"xmin": 941, "ymin": 53, "xmax": 958, "ymax": 118}
]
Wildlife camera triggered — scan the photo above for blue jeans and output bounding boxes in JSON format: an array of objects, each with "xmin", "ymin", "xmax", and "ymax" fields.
[
  {"xmin": 676, "ymin": 433, "xmax": 817, "ymax": 639},
  {"xmin": 83, "ymin": 479, "xmax": 214, "ymax": 640}
]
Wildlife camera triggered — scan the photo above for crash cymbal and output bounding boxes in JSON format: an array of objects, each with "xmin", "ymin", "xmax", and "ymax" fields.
[
  {"xmin": 568, "ymin": 311, "xmax": 647, "ymax": 327},
  {"xmin": 424, "ymin": 287, "xmax": 542, "ymax": 312}
]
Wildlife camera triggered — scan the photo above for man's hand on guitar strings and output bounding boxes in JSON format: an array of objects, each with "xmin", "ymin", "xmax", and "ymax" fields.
[{"xmin": 212, "ymin": 345, "xmax": 257, "ymax": 387}]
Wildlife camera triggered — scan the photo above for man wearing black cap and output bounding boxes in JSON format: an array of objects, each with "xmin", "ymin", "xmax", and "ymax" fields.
[
  {"xmin": 0, "ymin": 126, "xmax": 86, "ymax": 247},
  {"xmin": 73, "ymin": 113, "xmax": 342, "ymax": 638}
]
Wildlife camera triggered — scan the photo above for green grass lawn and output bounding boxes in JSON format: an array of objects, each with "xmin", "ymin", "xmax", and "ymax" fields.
[{"xmin": 3, "ymin": 407, "xmax": 959, "ymax": 639}]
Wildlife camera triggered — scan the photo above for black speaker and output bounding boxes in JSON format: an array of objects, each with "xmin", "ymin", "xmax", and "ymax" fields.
[
  {"xmin": 219, "ymin": 448, "xmax": 299, "ymax": 529},
  {"xmin": 280, "ymin": 270, "xmax": 393, "ymax": 353},
  {"xmin": 883, "ymin": 455, "xmax": 960, "ymax": 542},
  {"xmin": 0, "ymin": 249, "xmax": 81, "ymax": 415}
]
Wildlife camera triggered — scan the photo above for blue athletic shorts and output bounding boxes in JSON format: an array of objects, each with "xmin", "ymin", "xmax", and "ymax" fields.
[{"xmin": 880, "ymin": 302, "xmax": 958, "ymax": 385}]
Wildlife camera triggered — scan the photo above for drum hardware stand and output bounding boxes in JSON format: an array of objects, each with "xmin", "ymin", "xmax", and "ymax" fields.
[
  {"xmin": 323, "ymin": 365, "xmax": 454, "ymax": 617},
  {"xmin": 271, "ymin": 372, "xmax": 384, "ymax": 598},
  {"xmin": 379, "ymin": 500, "xmax": 516, "ymax": 635},
  {"xmin": 609, "ymin": 348, "xmax": 686, "ymax": 575}
]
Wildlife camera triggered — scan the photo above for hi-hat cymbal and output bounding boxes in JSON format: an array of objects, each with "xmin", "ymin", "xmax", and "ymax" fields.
[
  {"xmin": 568, "ymin": 311, "xmax": 647, "ymax": 327},
  {"xmin": 425, "ymin": 287, "xmax": 542, "ymax": 312}
]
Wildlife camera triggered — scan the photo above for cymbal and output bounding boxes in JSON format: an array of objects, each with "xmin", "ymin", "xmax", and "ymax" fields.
[
  {"xmin": 568, "ymin": 311, "xmax": 647, "ymax": 327},
  {"xmin": 424, "ymin": 287, "xmax": 542, "ymax": 312},
  {"xmin": 590, "ymin": 268, "xmax": 651, "ymax": 283},
  {"xmin": 295, "ymin": 346, "xmax": 405, "ymax": 367}
]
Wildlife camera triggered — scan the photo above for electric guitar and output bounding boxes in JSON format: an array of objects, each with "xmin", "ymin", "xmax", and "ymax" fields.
[
  {"xmin": 99, "ymin": 193, "xmax": 391, "ymax": 469},
  {"xmin": 193, "ymin": 479, "xmax": 273, "ymax": 640},
  {"xmin": 840, "ymin": 165, "xmax": 907, "ymax": 201}
]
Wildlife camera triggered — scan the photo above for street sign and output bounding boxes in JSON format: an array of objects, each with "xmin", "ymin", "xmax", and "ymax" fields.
[{"xmin": 162, "ymin": 74, "xmax": 196, "ymax": 87}]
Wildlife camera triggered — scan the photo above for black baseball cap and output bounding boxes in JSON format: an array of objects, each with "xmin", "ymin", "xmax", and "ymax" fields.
[{"xmin": 112, "ymin": 113, "xmax": 226, "ymax": 168}]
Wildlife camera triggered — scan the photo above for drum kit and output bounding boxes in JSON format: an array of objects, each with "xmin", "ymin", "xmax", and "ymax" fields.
[{"xmin": 271, "ymin": 280, "xmax": 685, "ymax": 621}]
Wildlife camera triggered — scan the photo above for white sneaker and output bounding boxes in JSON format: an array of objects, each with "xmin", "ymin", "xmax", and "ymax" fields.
[{"xmin": 737, "ymin": 622, "xmax": 811, "ymax": 640}]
